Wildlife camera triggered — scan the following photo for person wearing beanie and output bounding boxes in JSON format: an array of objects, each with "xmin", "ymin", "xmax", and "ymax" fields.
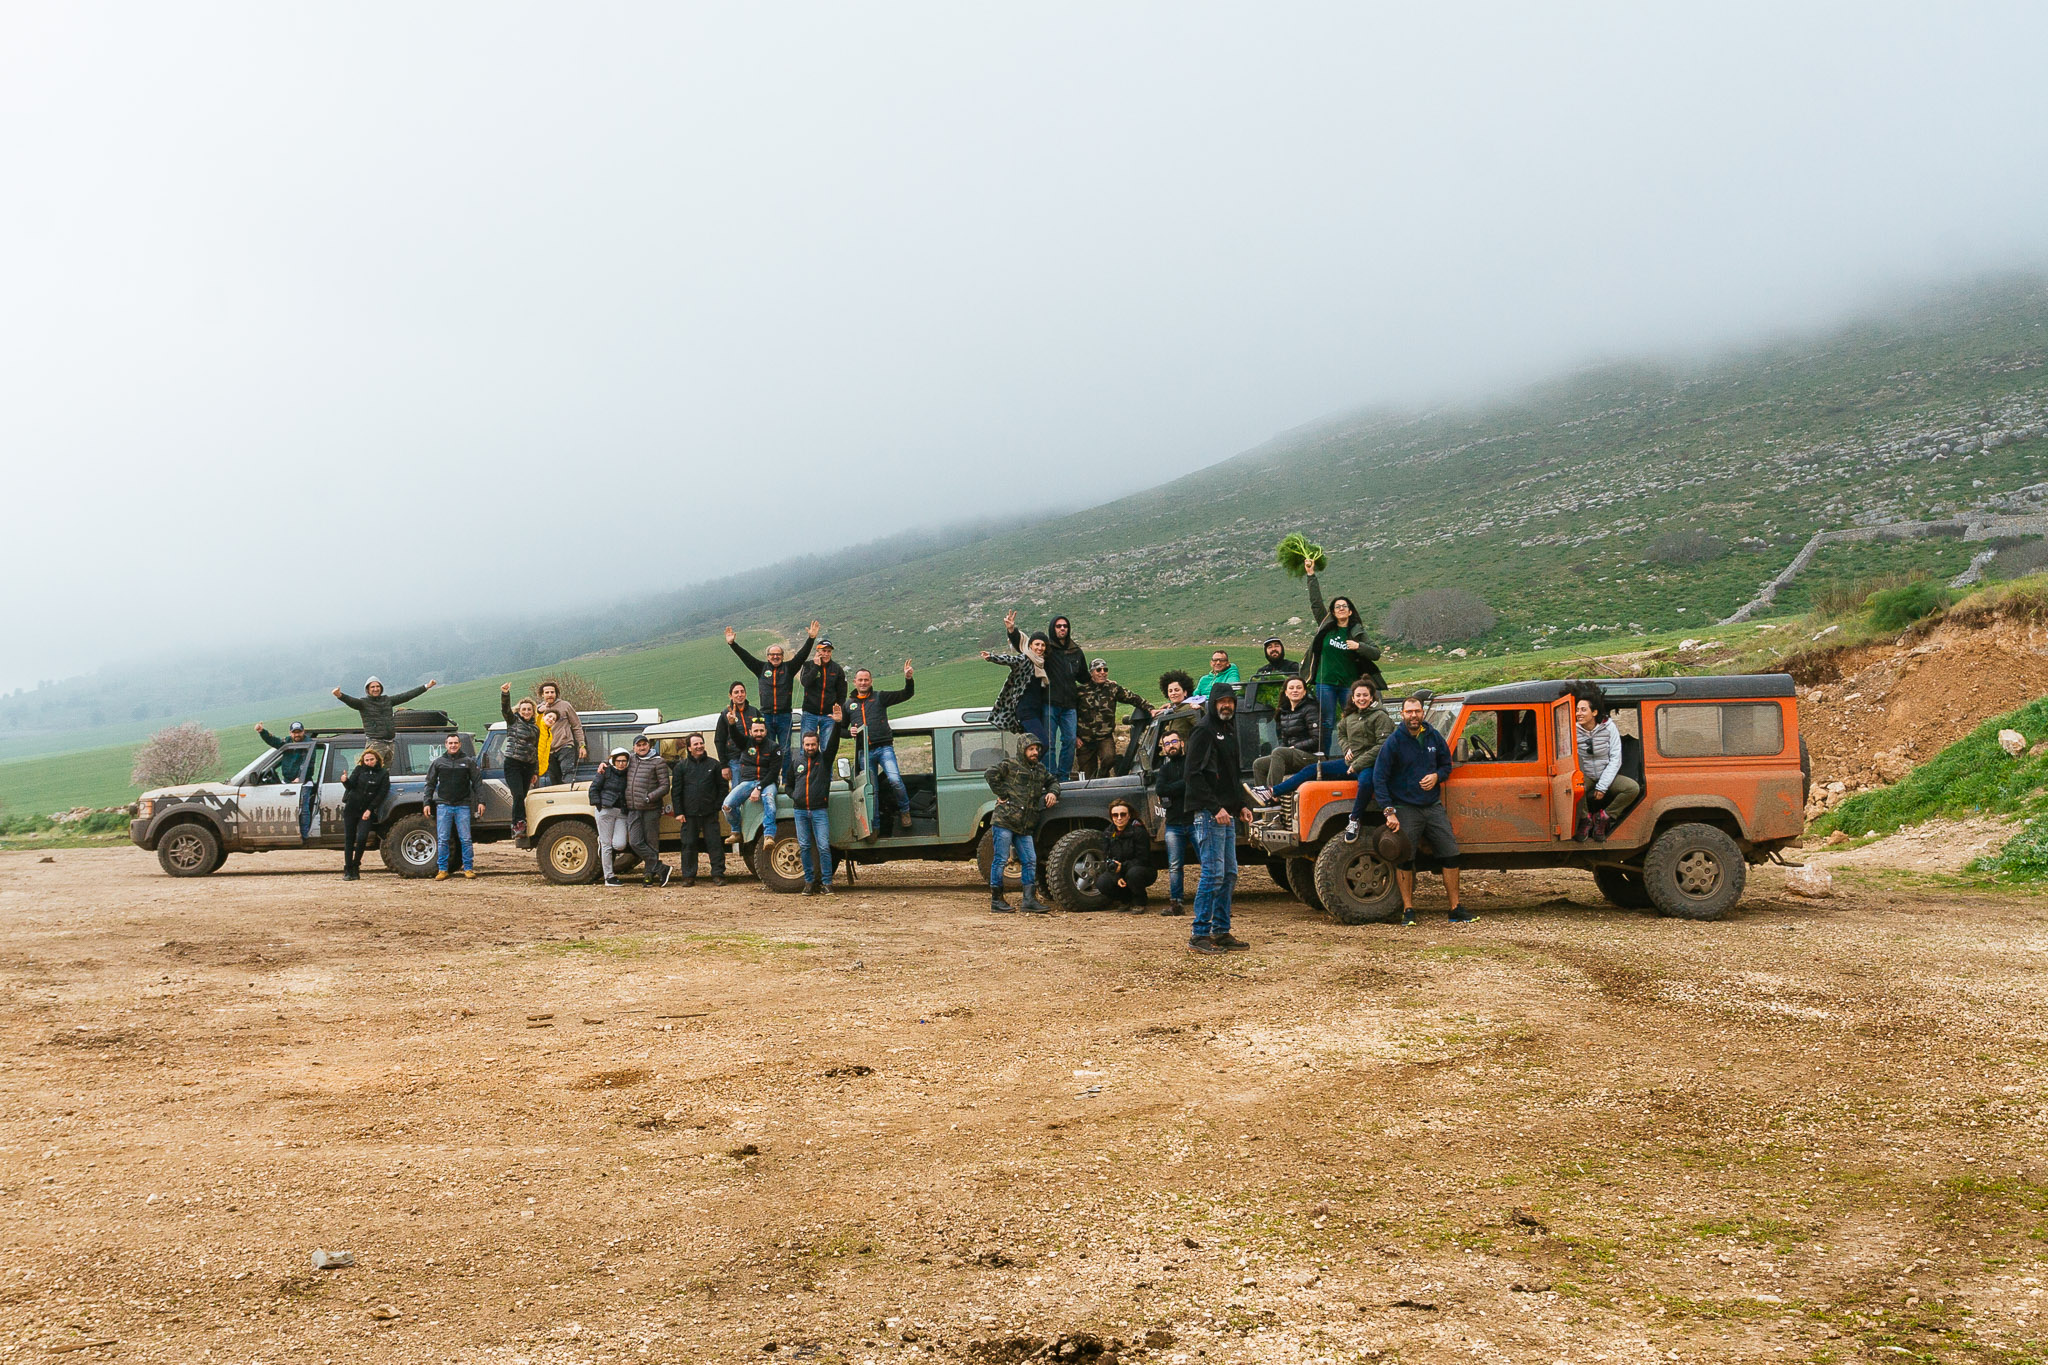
[{"xmin": 331, "ymin": 675, "xmax": 437, "ymax": 766}]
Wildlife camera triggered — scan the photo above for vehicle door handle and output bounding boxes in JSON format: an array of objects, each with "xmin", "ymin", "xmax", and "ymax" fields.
[
  {"xmin": 1517, "ymin": 792, "xmax": 1542, "ymax": 800},
  {"xmin": 280, "ymin": 788, "xmax": 297, "ymax": 795}
]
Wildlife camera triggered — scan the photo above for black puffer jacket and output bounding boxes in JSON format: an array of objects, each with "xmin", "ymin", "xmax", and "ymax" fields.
[
  {"xmin": 342, "ymin": 763, "xmax": 390, "ymax": 811},
  {"xmin": 589, "ymin": 762, "xmax": 630, "ymax": 811},
  {"xmin": 671, "ymin": 754, "xmax": 728, "ymax": 818},
  {"xmin": 1011, "ymin": 619, "xmax": 1086, "ymax": 709},
  {"xmin": 626, "ymin": 750, "xmax": 672, "ymax": 810},
  {"xmin": 1100, "ymin": 824, "xmax": 1155, "ymax": 889},
  {"xmin": 423, "ymin": 752, "xmax": 483, "ymax": 809},
  {"xmin": 1274, "ymin": 695, "xmax": 1320, "ymax": 751},
  {"xmin": 499, "ymin": 693, "xmax": 543, "ymax": 765}
]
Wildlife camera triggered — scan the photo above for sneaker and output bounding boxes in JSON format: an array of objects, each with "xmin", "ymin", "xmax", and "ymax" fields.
[
  {"xmin": 820, "ymin": 884, "xmax": 834, "ymax": 896},
  {"xmin": 1187, "ymin": 935, "xmax": 1228, "ymax": 955},
  {"xmin": 1164, "ymin": 900, "xmax": 1186, "ymax": 917},
  {"xmin": 1343, "ymin": 819, "xmax": 1360, "ymax": 843},
  {"xmin": 604, "ymin": 876, "xmax": 623, "ymax": 887},
  {"xmin": 1215, "ymin": 932, "xmax": 1251, "ymax": 952},
  {"xmin": 513, "ymin": 820, "xmax": 527, "ymax": 836},
  {"xmin": 1251, "ymin": 786, "xmax": 1275, "ymax": 805},
  {"xmin": 655, "ymin": 865, "xmax": 673, "ymax": 888},
  {"xmin": 678, "ymin": 878, "xmax": 696, "ymax": 888},
  {"xmin": 1449, "ymin": 909, "xmax": 1478, "ymax": 924},
  {"xmin": 463, "ymin": 869, "xmax": 477, "ymax": 879},
  {"xmin": 802, "ymin": 883, "xmax": 818, "ymax": 896},
  {"xmin": 1400, "ymin": 910, "xmax": 1417, "ymax": 927},
  {"xmin": 433, "ymin": 870, "xmax": 450, "ymax": 881}
]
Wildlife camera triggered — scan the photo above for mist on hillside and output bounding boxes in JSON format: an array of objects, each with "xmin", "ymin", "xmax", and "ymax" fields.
[{"xmin": 4, "ymin": 4, "xmax": 2048, "ymax": 692}]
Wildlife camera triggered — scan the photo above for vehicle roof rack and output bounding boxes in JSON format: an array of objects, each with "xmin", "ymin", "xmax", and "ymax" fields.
[{"xmin": 288, "ymin": 726, "xmax": 460, "ymax": 739}]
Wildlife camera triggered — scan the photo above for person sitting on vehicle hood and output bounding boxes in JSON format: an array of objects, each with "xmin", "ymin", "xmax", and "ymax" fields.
[
  {"xmin": 721, "ymin": 716, "xmax": 782, "ymax": 845},
  {"xmin": 1251, "ymin": 675, "xmax": 1321, "ymax": 796},
  {"xmin": 332, "ymin": 676, "xmax": 437, "ymax": 766}
]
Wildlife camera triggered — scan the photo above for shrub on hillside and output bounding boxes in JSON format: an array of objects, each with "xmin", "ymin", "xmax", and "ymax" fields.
[
  {"xmin": 131, "ymin": 722, "xmax": 220, "ymax": 789},
  {"xmin": 530, "ymin": 672, "xmax": 607, "ymax": 713},
  {"xmin": 1645, "ymin": 529, "xmax": 1728, "ymax": 565},
  {"xmin": 1382, "ymin": 589, "xmax": 1496, "ymax": 647},
  {"xmin": 1991, "ymin": 538, "xmax": 2048, "ymax": 580},
  {"xmin": 1864, "ymin": 580, "xmax": 1950, "ymax": 632}
]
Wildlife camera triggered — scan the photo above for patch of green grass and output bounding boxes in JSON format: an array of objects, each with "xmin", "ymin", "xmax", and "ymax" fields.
[
  {"xmin": 1816, "ymin": 694, "xmax": 2048, "ymax": 844},
  {"xmin": 683, "ymin": 932, "xmax": 814, "ymax": 956},
  {"xmin": 536, "ymin": 936, "xmax": 651, "ymax": 957}
]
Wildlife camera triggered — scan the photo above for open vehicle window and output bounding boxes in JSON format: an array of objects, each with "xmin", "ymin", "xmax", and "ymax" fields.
[
  {"xmin": 893, "ymin": 734, "xmax": 935, "ymax": 776},
  {"xmin": 254, "ymin": 746, "xmax": 314, "ymax": 785},
  {"xmin": 1456, "ymin": 709, "xmax": 1538, "ymax": 763}
]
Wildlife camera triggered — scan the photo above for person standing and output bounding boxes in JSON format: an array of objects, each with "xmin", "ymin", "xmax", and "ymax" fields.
[
  {"xmin": 535, "ymin": 681, "xmax": 586, "ymax": 788},
  {"xmin": 725, "ymin": 622, "xmax": 818, "ymax": 787},
  {"xmin": 498, "ymin": 684, "xmax": 544, "ymax": 836},
  {"xmin": 984, "ymin": 733, "xmax": 1058, "ymax": 914},
  {"xmin": 714, "ymin": 682, "xmax": 761, "ymax": 781},
  {"xmin": 1155, "ymin": 729, "xmax": 1193, "ymax": 917},
  {"xmin": 255, "ymin": 721, "xmax": 306, "ymax": 748},
  {"xmin": 339, "ymin": 748, "xmax": 388, "ymax": 881},
  {"xmin": 1076, "ymin": 659, "xmax": 1145, "ymax": 780},
  {"xmin": 721, "ymin": 716, "xmax": 782, "ymax": 845},
  {"xmin": 624, "ymin": 733, "xmax": 673, "ymax": 887},
  {"xmin": 788, "ymin": 729, "xmax": 838, "ymax": 895},
  {"xmin": 422, "ymin": 732, "xmax": 484, "ymax": 881},
  {"xmin": 1373, "ymin": 693, "xmax": 1468, "ymax": 925},
  {"xmin": 1301, "ymin": 564, "xmax": 1386, "ymax": 752},
  {"xmin": 1008, "ymin": 614, "xmax": 1086, "ymax": 779},
  {"xmin": 799, "ymin": 637, "xmax": 848, "ymax": 757},
  {"xmin": 589, "ymin": 747, "xmax": 633, "ymax": 887},
  {"xmin": 670, "ymin": 733, "xmax": 729, "ymax": 886},
  {"xmin": 1184, "ymin": 682, "xmax": 1251, "ymax": 953},
  {"xmin": 1193, "ymin": 650, "xmax": 1241, "ymax": 699},
  {"xmin": 332, "ymin": 676, "xmax": 437, "ymax": 766},
  {"xmin": 1095, "ymin": 798, "xmax": 1155, "ymax": 911},
  {"xmin": 982, "ymin": 615, "xmax": 1048, "ymax": 739},
  {"xmin": 844, "ymin": 662, "xmax": 916, "ymax": 836}
]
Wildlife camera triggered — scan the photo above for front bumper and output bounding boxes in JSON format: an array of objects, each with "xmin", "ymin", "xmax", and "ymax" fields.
[{"xmin": 129, "ymin": 818, "xmax": 153, "ymax": 850}]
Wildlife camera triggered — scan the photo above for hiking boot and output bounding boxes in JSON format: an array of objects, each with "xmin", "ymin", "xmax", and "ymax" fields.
[
  {"xmin": 990, "ymin": 892, "xmax": 1015, "ymax": 914},
  {"xmin": 1343, "ymin": 819, "xmax": 1360, "ymax": 843},
  {"xmin": 1187, "ymin": 935, "xmax": 1227, "ymax": 955},
  {"xmin": 604, "ymin": 876, "xmax": 623, "ymax": 887},
  {"xmin": 1215, "ymin": 932, "xmax": 1250, "ymax": 952},
  {"xmin": 463, "ymin": 869, "xmax": 476, "ymax": 879},
  {"xmin": 433, "ymin": 870, "xmax": 450, "ymax": 881},
  {"xmin": 1020, "ymin": 884, "xmax": 1049, "ymax": 914},
  {"xmin": 710, "ymin": 876, "xmax": 727, "ymax": 887},
  {"xmin": 1589, "ymin": 810, "xmax": 1612, "ymax": 842},
  {"xmin": 1164, "ymin": 900, "xmax": 1186, "ymax": 917},
  {"xmin": 1449, "ymin": 909, "xmax": 1479, "ymax": 924},
  {"xmin": 1400, "ymin": 909, "xmax": 1417, "ymax": 927},
  {"xmin": 1573, "ymin": 813, "xmax": 1593, "ymax": 841}
]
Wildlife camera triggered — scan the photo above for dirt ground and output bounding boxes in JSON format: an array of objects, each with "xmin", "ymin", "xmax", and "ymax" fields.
[{"xmin": 4, "ymin": 846, "xmax": 2047, "ymax": 1365}]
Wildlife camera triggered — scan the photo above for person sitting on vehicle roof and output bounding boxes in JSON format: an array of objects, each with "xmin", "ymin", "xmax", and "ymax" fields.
[
  {"xmin": 1076, "ymin": 658, "xmax": 1145, "ymax": 781},
  {"xmin": 331, "ymin": 675, "xmax": 437, "ymax": 767},
  {"xmin": 1300, "ymin": 562, "xmax": 1386, "ymax": 753},
  {"xmin": 982, "ymin": 611, "xmax": 1049, "ymax": 745},
  {"xmin": 1251, "ymin": 676, "xmax": 1321, "ymax": 795},
  {"xmin": 1575, "ymin": 692, "xmax": 1640, "ymax": 842},
  {"xmin": 1193, "ymin": 649, "xmax": 1241, "ymax": 699},
  {"xmin": 726, "ymin": 621, "xmax": 818, "ymax": 787},
  {"xmin": 255, "ymin": 721, "xmax": 306, "ymax": 749},
  {"xmin": 845, "ymin": 661, "xmax": 915, "ymax": 836}
]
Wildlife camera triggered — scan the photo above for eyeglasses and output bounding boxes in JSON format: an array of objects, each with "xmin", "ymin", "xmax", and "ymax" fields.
[{"xmin": 1109, "ymin": 811, "xmax": 1130, "ymax": 821}]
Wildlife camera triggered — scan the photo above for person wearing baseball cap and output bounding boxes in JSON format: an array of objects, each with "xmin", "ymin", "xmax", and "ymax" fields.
[
  {"xmin": 254, "ymin": 720, "xmax": 307, "ymax": 749},
  {"xmin": 798, "ymin": 634, "xmax": 848, "ymax": 782},
  {"xmin": 1076, "ymin": 658, "xmax": 1145, "ymax": 780}
]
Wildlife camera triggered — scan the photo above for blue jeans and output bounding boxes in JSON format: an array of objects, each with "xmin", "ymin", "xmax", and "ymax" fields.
[
  {"xmin": 1315, "ymin": 684, "xmax": 1347, "ymax": 751},
  {"xmin": 767, "ymin": 711, "xmax": 794, "ymax": 784},
  {"xmin": 792, "ymin": 808, "xmax": 832, "ymax": 886},
  {"xmin": 989, "ymin": 826, "xmax": 1036, "ymax": 889},
  {"xmin": 801, "ymin": 711, "xmax": 837, "ymax": 756},
  {"xmin": 1163, "ymin": 822, "xmax": 1193, "ymax": 903},
  {"xmin": 868, "ymin": 744, "xmax": 911, "ymax": 819},
  {"xmin": 1274, "ymin": 758, "xmax": 1351, "ymax": 797},
  {"xmin": 1043, "ymin": 705, "xmax": 1078, "ymax": 779},
  {"xmin": 723, "ymin": 780, "xmax": 779, "ymax": 838},
  {"xmin": 1190, "ymin": 812, "xmax": 1238, "ymax": 939},
  {"xmin": 434, "ymin": 803, "xmax": 474, "ymax": 872}
]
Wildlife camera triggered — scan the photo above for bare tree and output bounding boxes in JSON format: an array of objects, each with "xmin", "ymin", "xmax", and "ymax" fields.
[
  {"xmin": 530, "ymin": 671, "xmax": 607, "ymax": 713},
  {"xmin": 131, "ymin": 722, "xmax": 220, "ymax": 789},
  {"xmin": 1382, "ymin": 589, "xmax": 1496, "ymax": 647}
]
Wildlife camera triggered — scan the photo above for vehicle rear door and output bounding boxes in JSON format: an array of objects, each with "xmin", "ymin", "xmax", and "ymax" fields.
[
  {"xmin": 1442, "ymin": 706, "xmax": 1552, "ymax": 844},
  {"xmin": 317, "ymin": 740, "xmax": 366, "ymax": 843},
  {"xmin": 239, "ymin": 743, "xmax": 317, "ymax": 844}
]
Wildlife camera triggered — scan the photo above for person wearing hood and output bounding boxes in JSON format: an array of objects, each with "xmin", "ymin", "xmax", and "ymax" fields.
[
  {"xmin": 670, "ymin": 732, "xmax": 730, "ymax": 886},
  {"xmin": 1183, "ymin": 683, "xmax": 1251, "ymax": 954},
  {"xmin": 331, "ymin": 676, "xmax": 437, "ymax": 766},
  {"xmin": 534, "ymin": 680, "xmax": 587, "ymax": 788},
  {"xmin": 984, "ymin": 732, "xmax": 1059, "ymax": 914},
  {"xmin": 1254, "ymin": 637, "xmax": 1298, "ymax": 677},
  {"xmin": 1301, "ymin": 564, "xmax": 1386, "ymax": 752},
  {"xmin": 726, "ymin": 621, "xmax": 819, "ymax": 787},
  {"xmin": 1192, "ymin": 650, "xmax": 1240, "ymax": 700},
  {"xmin": 721, "ymin": 715, "xmax": 783, "ymax": 844},
  {"xmin": 1007, "ymin": 612, "xmax": 1086, "ymax": 778},
  {"xmin": 1075, "ymin": 658, "xmax": 1145, "ymax": 780},
  {"xmin": 624, "ymin": 733, "xmax": 673, "ymax": 887},
  {"xmin": 713, "ymin": 682, "xmax": 761, "ymax": 780},
  {"xmin": 339, "ymin": 748, "xmax": 389, "ymax": 881},
  {"xmin": 982, "ymin": 612, "xmax": 1049, "ymax": 740},
  {"xmin": 422, "ymin": 732, "xmax": 484, "ymax": 880},
  {"xmin": 797, "ymin": 636, "xmax": 849, "ymax": 774},
  {"xmin": 588, "ymin": 746, "xmax": 634, "ymax": 887},
  {"xmin": 845, "ymin": 661, "xmax": 916, "ymax": 836},
  {"xmin": 498, "ymin": 684, "xmax": 544, "ymax": 836}
]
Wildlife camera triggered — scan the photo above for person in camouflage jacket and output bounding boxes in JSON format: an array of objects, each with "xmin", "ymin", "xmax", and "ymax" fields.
[
  {"xmin": 1075, "ymin": 658, "xmax": 1146, "ymax": 779},
  {"xmin": 984, "ymin": 734, "xmax": 1060, "ymax": 914}
]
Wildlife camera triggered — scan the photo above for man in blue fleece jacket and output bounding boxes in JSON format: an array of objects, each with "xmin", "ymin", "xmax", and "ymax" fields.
[{"xmin": 1373, "ymin": 693, "xmax": 1470, "ymax": 926}]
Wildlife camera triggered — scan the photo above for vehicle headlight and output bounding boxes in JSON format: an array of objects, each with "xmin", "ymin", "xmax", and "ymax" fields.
[{"xmin": 138, "ymin": 799, "xmax": 154, "ymax": 819}]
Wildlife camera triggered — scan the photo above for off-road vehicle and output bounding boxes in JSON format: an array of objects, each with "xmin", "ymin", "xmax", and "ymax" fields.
[
  {"xmin": 1251, "ymin": 674, "xmax": 1809, "ymax": 923},
  {"xmin": 130, "ymin": 713, "xmax": 515, "ymax": 878}
]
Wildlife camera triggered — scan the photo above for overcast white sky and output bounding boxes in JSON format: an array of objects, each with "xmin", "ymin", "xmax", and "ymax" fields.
[{"xmin": 4, "ymin": 2, "xmax": 2046, "ymax": 691}]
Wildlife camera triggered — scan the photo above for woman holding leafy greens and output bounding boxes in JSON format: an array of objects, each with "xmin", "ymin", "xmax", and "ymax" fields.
[{"xmin": 1279, "ymin": 534, "xmax": 1388, "ymax": 753}]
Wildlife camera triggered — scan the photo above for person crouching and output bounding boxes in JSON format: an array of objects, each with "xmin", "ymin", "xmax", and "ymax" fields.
[{"xmin": 1096, "ymin": 798, "xmax": 1156, "ymax": 911}]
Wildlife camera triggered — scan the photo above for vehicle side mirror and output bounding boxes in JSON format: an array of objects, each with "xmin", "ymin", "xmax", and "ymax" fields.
[{"xmin": 835, "ymin": 758, "xmax": 851, "ymax": 779}]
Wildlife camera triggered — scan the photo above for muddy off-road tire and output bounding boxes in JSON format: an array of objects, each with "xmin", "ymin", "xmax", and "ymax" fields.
[
  {"xmin": 975, "ymin": 828, "xmax": 1026, "ymax": 892},
  {"xmin": 1045, "ymin": 828, "xmax": 1110, "ymax": 912},
  {"xmin": 1268, "ymin": 860, "xmax": 1292, "ymax": 893},
  {"xmin": 156, "ymin": 821, "xmax": 220, "ymax": 878},
  {"xmin": 753, "ymin": 832, "xmax": 809, "ymax": 893},
  {"xmin": 1286, "ymin": 856, "xmax": 1325, "ymax": 914},
  {"xmin": 536, "ymin": 819, "xmax": 601, "ymax": 885},
  {"xmin": 379, "ymin": 812, "xmax": 440, "ymax": 879},
  {"xmin": 1592, "ymin": 865, "xmax": 1655, "ymax": 911},
  {"xmin": 1313, "ymin": 837, "xmax": 1404, "ymax": 925},
  {"xmin": 1642, "ymin": 822, "xmax": 1746, "ymax": 920}
]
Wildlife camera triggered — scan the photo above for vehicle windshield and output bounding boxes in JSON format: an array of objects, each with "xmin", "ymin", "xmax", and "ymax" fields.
[
  {"xmin": 227, "ymin": 752, "xmax": 272, "ymax": 786},
  {"xmin": 1427, "ymin": 702, "xmax": 1461, "ymax": 735}
]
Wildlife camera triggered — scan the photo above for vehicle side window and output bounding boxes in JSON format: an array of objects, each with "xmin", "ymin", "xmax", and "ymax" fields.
[
  {"xmin": 249, "ymin": 751, "xmax": 287, "ymax": 786},
  {"xmin": 1655, "ymin": 702, "xmax": 1784, "ymax": 758},
  {"xmin": 1555, "ymin": 704, "xmax": 1575, "ymax": 771},
  {"xmin": 1456, "ymin": 709, "xmax": 1538, "ymax": 763},
  {"xmin": 256, "ymin": 746, "xmax": 314, "ymax": 784},
  {"xmin": 326, "ymin": 745, "xmax": 365, "ymax": 782},
  {"xmin": 953, "ymin": 729, "xmax": 1007, "ymax": 772},
  {"xmin": 893, "ymin": 734, "xmax": 935, "ymax": 776},
  {"xmin": 478, "ymin": 731, "xmax": 507, "ymax": 771},
  {"xmin": 395, "ymin": 736, "xmax": 457, "ymax": 774}
]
